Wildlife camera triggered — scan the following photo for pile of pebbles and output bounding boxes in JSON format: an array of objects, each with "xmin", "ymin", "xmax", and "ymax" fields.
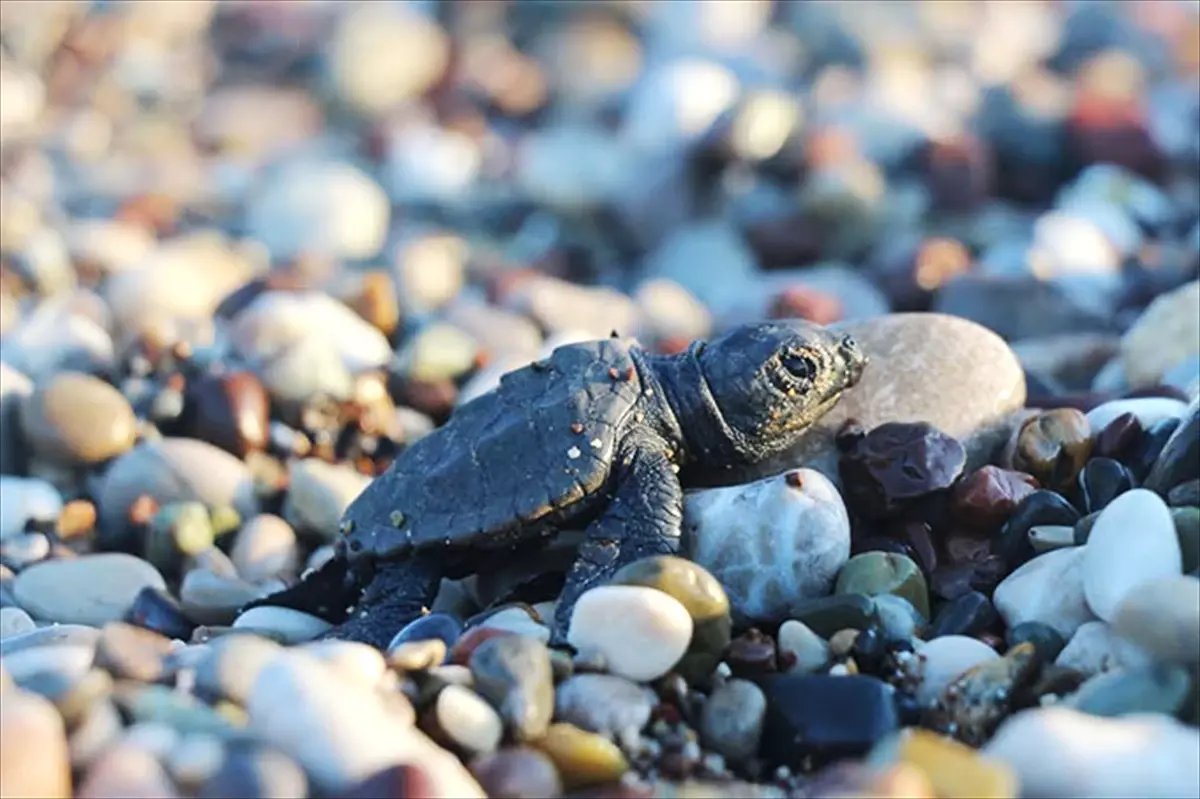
[{"xmin": 1, "ymin": 2, "xmax": 1199, "ymax": 798}]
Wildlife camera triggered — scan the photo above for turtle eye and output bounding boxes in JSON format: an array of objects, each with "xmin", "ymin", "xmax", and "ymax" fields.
[{"xmin": 781, "ymin": 351, "xmax": 816, "ymax": 380}]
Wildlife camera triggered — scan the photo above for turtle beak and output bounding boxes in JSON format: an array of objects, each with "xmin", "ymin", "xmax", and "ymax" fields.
[{"xmin": 838, "ymin": 334, "xmax": 868, "ymax": 388}]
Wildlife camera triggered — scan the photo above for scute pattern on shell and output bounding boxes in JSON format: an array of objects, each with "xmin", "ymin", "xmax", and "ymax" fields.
[{"xmin": 341, "ymin": 337, "xmax": 645, "ymax": 559}]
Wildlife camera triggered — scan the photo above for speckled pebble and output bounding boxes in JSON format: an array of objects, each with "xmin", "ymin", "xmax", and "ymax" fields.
[
  {"xmin": 914, "ymin": 636, "xmax": 1000, "ymax": 706},
  {"xmin": 700, "ymin": 678, "xmax": 766, "ymax": 765},
  {"xmin": 684, "ymin": 469, "xmax": 850, "ymax": 626}
]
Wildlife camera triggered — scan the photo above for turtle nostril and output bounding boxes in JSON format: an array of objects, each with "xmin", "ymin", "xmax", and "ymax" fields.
[{"xmin": 839, "ymin": 335, "xmax": 867, "ymax": 385}]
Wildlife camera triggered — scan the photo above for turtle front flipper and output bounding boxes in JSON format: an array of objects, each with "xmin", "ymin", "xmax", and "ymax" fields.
[
  {"xmin": 551, "ymin": 442, "xmax": 684, "ymax": 647},
  {"xmin": 317, "ymin": 553, "xmax": 443, "ymax": 650},
  {"xmin": 239, "ymin": 553, "xmax": 359, "ymax": 624}
]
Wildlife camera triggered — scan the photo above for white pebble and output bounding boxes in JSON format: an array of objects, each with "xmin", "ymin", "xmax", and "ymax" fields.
[
  {"xmin": 233, "ymin": 607, "xmax": 332, "ymax": 644},
  {"xmin": 0, "ymin": 477, "xmax": 62, "ymax": 541},
  {"xmin": 1056, "ymin": 621, "xmax": 1149, "ymax": 678},
  {"xmin": 568, "ymin": 585, "xmax": 693, "ymax": 683},
  {"xmin": 994, "ymin": 547, "xmax": 1098, "ymax": 640},
  {"xmin": 1083, "ymin": 489, "xmax": 1181, "ymax": 622},
  {"xmin": 914, "ymin": 636, "xmax": 1000, "ymax": 706},
  {"xmin": 776, "ymin": 620, "xmax": 829, "ymax": 674},
  {"xmin": 1086, "ymin": 398, "xmax": 1188, "ymax": 433},
  {"xmin": 984, "ymin": 707, "xmax": 1200, "ymax": 799}
]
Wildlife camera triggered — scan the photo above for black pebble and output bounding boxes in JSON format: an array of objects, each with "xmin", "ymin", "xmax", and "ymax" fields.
[
  {"xmin": 929, "ymin": 591, "xmax": 1000, "ymax": 639},
  {"xmin": 758, "ymin": 674, "xmax": 899, "ymax": 768},
  {"xmin": 386, "ymin": 612, "xmax": 463, "ymax": 654},
  {"xmin": 1076, "ymin": 457, "xmax": 1134, "ymax": 514},
  {"xmin": 1008, "ymin": 621, "xmax": 1067, "ymax": 666},
  {"xmin": 994, "ymin": 490, "xmax": 1080, "ymax": 568},
  {"xmin": 124, "ymin": 586, "xmax": 196, "ymax": 642}
]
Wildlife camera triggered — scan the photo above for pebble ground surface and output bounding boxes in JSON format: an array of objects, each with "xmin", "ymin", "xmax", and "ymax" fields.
[{"xmin": 1, "ymin": 2, "xmax": 1199, "ymax": 798}]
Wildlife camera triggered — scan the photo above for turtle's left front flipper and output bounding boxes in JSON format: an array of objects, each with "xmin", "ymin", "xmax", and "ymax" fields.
[{"xmin": 552, "ymin": 441, "xmax": 684, "ymax": 646}]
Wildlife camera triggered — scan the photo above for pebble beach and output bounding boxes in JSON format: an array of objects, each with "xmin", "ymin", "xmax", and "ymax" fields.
[{"xmin": 1, "ymin": 2, "xmax": 1199, "ymax": 798}]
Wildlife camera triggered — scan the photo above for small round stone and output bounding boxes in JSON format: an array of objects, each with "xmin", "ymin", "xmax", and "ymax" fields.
[
  {"xmin": 535, "ymin": 723, "xmax": 629, "ymax": 790},
  {"xmin": 610, "ymin": 555, "xmax": 731, "ymax": 685},
  {"xmin": 1083, "ymin": 489, "xmax": 1182, "ymax": 622},
  {"xmin": 423, "ymin": 683, "xmax": 503, "ymax": 758},
  {"xmin": 777, "ymin": 620, "xmax": 830, "ymax": 674},
  {"xmin": 567, "ymin": 585, "xmax": 693, "ymax": 683},
  {"xmin": 950, "ymin": 466, "xmax": 1040, "ymax": 532},
  {"xmin": 700, "ymin": 679, "xmax": 766, "ymax": 766},
  {"xmin": 469, "ymin": 747, "xmax": 562, "ymax": 799},
  {"xmin": 1012, "ymin": 409, "xmax": 1093, "ymax": 491},
  {"xmin": 835, "ymin": 552, "xmax": 930, "ymax": 619},
  {"xmin": 20, "ymin": 371, "xmax": 138, "ymax": 466}
]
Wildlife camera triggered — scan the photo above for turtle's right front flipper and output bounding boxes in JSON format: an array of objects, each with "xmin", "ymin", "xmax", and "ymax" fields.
[{"xmin": 239, "ymin": 553, "xmax": 359, "ymax": 624}]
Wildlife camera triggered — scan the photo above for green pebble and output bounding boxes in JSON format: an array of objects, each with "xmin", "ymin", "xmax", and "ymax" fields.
[
  {"xmin": 611, "ymin": 555, "xmax": 731, "ymax": 686},
  {"xmin": 208, "ymin": 504, "xmax": 241, "ymax": 539},
  {"xmin": 1171, "ymin": 507, "xmax": 1199, "ymax": 573},
  {"xmin": 145, "ymin": 502, "xmax": 214, "ymax": 575},
  {"xmin": 113, "ymin": 683, "xmax": 241, "ymax": 738},
  {"xmin": 787, "ymin": 594, "xmax": 880, "ymax": 639},
  {"xmin": 834, "ymin": 552, "xmax": 929, "ymax": 619}
]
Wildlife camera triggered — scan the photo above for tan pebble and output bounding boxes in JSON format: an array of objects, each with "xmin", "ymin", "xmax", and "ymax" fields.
[
  {"xmin": 388, "ymin": 638, "xmax": 448, "ymax": 672},
  {"xmin": 0, "ymin": 690, "xmax": 73, "ymax": 798},
  {"xmin": 56, "ymin": 499, "xmax": 97, "ymax": 539},
  {"xmin": 829, "ymin": 627, "xmax": 861, "ymax": 658},
  {"xmin": 871, "ymin": 728, "xmax": 1018, "ymax": 799},
  {"xmin": 534, "ymin": 722, "xmax": 628, "ymax": 790},
  {"xmin": 77, "ymin": 741, "xmax": 180, "ymax": 799},
  {"xmin": 298, "ymin": 640, "xmax": 387, "ymax": 687}
]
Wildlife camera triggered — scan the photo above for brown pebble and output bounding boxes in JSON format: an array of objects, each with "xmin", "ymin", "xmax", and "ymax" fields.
[
  {"xmin": 725, "ymin": 628, "xmax": 776, "ymax": 678},
  {"xmin": 0, "ymin": 690, "xmax": 73, "ymax": 798},
  {"xmin": 784, "ymin": 471, "xmax": 805, "ymax": 489},
  {"xmin": 768, "ymin": 286, "xmax": 844, "ymax": 326},
  {"xmin": 950, "ymin": 466, "xmax": 1041, "ymax": 532},
  {"xmin": 1012, "ymin": 409, "xmax": 1093, "ymax": 491},
  {"xmin": 57, "ymin": 500, "xmax": 97, "ymax": 539},
  {"xmin": 129, "ymin": 495, "xmax": 160, "ymax": 528}
]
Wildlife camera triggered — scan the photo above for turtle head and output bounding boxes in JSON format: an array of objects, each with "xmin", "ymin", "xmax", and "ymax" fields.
[{"xmin": 690, "ymin": 319, "xmax": 867, "ymax": 463}]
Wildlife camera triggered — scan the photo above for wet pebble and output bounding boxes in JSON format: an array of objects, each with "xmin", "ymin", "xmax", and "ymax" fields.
[
  {"xmin": 1083, "ymin": 489, "xmax": 1182, "ymax": 621},
  {"xmin": 684, "ymin": 469, "xmax": 849, "ymax": 626},
  {"xmin": 1007, "ymin": 622, "xmax": 1067, "ymax": 666},
  {"xmin": 950, "ymin": 466, "xmax": 1040, "ymax": 531},
  {"xmin": 929, "ymin": 592, "xmax": 999, "ymax": 640},
  {"xmin": 1144, "ymin": 399, "xmax": 1200, "ymax": 495},
  {"xmin": 1076, "ymin": 457, "xmax": 1133, "ymax": 514},
  {"xmin": 468, "ymin": 634, "xmax": 554, "ymax": 743},
  {"xmin": 1011, "ymin": 409, "xmax": 1093, "ymax": 492},
  {"xmin": 14, "ymin": 554, "xmax": 166, "ymax": 626},
  {"xmin": 568, "ymin": 585, "xmax": 693, "ymax": 683}
]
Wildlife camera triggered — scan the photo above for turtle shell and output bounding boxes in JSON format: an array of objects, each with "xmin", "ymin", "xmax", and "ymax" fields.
[{"xmin": 341, "ymin": 336, "xmax": 645, "ymax": 560}]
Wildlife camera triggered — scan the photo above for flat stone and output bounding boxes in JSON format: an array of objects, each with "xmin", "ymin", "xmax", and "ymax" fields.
[
  {"xmin": 684, "ymin": 469, "xmax": 850, "ymax": 626},
  {"xmin": 232, "ymin": 607, "xmax": 331, "ymax": 644},
  {"xmin": 835, "ymin": 552, "xmax": 929, "ymax": 619},
  {"xmin": 1083, "ymin": 489, "xmax": 1182, "ymax": 621},
  {"xmin": 984, "ymin": 707, "xmax": 1200, "ymax": 798},
  {"xmin": 14, "ymin": 554, "xmax": 166, "ymax": 626},
  {"xmin": 994, "ymin": 547, "xmax": 1098, "ymax": 640},
  {"xmin": 760, "ymin": 314, "xmax": 1026, "ymax": 483},
  {"xmin": 788, "ymin": 594, "xmax": 880, "ymax": 639}
]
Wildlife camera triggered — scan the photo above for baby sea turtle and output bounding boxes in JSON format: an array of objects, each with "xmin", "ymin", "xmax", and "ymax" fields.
[{"xmin": 239, "ymin": 320, "xmax": 868, "ymax": 648}]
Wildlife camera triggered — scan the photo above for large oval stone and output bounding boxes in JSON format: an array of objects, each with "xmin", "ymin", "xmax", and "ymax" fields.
[
  {"xmin": 758, "ymin": 313, "xmax": 1026, "ymax": 484},
  {"xmin": 1082, "ymin": 489, "xmax": 1182, "ymax": 621}
]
